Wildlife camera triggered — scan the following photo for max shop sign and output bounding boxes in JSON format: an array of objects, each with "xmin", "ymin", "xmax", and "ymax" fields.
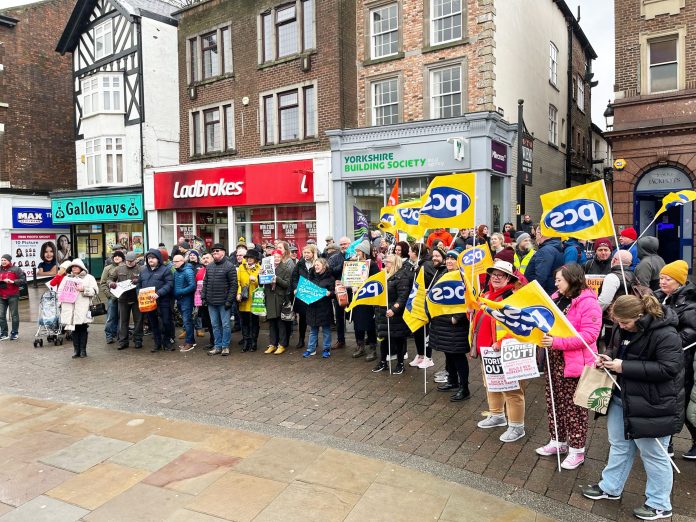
[
  {"xmin": 153, "ymin": 159, "xmax": 315, "ymax": 210},
  {"xmin": 12, "ymin": 207, "xmax": 63, "ymax": 229},
  {"xmin": 52, "ymin": 194, "xmax": 143, "ymax": 224}
]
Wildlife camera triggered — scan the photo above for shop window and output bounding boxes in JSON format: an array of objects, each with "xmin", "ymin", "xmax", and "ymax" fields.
[
  {"xmin": 429, "ymin": 0, "xmax": 462, "ymax": 46},
  {"xmin": 105, "ymin": 223, "xmax": 145, "ymax": 255},
  {"xmin": 370, "ymin": 3, "xmax": 399, "ymax": 59},
  {"xmin": 234, "ymin": 205, "xmax": 316, "ymax": 247},
  {"xmin": 187, "ymin": 23, "xmax": 233, "ymax": 83},
  {"xmin": 259, "ymin": 0, "xmax": 315, "ymax": 64},
  {"xmin": 81, "ymin": 73, "xmax": 123, "ymax": 117},
  {"xmin": 260, "ymin": 82, "xmax": 317, "ymax": 146}
]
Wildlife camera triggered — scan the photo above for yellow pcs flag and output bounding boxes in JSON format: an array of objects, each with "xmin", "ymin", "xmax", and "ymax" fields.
[
  {"xmin": 404, "ymin": 267, "xmax": 428, "ymax": 332},
  {"xmin": 539, "ymin": 180, "xmax": 614, "ymax": 240},
  {"xmin": 418, "ymin": 173, "xmax": 476, "ymax": 230},
  {"xmin": 657, "ymin": 190, "xmax": 696, "ymax": 217},
  {"xmin": 426, "ymin": 271, "xmax": 469, "ymax": 318},
  {"xmin": 378, "ymin": 206, "xmax": 397, "ymax": 234},
  {"xmin": 393, "ymin": 199, "xmax": 425, "ymax": 238},
  {"xmin": 458, "ymin": 242, "xmax": 494, "ymax": 281},
  {"xmin": 346, "ymin": 271, "xmax": 387, "ymax": 312},
  {"xmin": 480, "ymin": 280, "xmax": 576, "ymax": 344}
]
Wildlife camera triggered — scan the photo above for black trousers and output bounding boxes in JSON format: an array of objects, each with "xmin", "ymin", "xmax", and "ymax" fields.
[
  {"xmin": 444, "ymin": 352, "xmax": 469, "ymax": 387},
  {"xmin": 414, "ymin": 325, "xmax": 431, "ymax": 358},
  {"xmin": 118, "ymin": 300, "xmax": 143, "ymax": 346},
  {"xmin": 380, "ymin": 336, "xmax": 406, "ymax": 363},
  {"xmin": 268, "ymin": 318, "xmax": 291, "ymax": 347},
  {"xmin": 296, "ymin": 309, "xmax": 307, "ymax": 343},
  {"xmin": 355, "ymin": 327, "xmax": 377, "ymax": 345},
  {"xmin": 333, "ymin": 299, "xmax": 346, "ymax": 343},
  {"xmin": 239, "ymin": 311, "xmax": 259, "ymax": 350},
  {"xmin": 71, "ymin": 324, "xmax": 89, "ymax": 356}
]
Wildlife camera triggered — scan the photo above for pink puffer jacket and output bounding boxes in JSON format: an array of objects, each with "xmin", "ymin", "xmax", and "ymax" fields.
[{"xmin": 550, "ymin": 287, "xmax": 601, "ymax": 378}]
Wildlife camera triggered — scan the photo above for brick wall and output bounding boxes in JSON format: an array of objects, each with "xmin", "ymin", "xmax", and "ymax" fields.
[
  {"xmin": 0, "ymin": 0, "xmax": 76, "ymax": 191},
  {"xmin": 568, "ymin": 32, "xmax": 593, "ymax": 181},
  {"xmin": 177, "ymin": 0, "xmax": 357, "ymax": 164}
]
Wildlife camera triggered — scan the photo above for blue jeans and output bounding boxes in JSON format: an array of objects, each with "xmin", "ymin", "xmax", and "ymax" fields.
[
  {"xmin": 599, "ymin": 396, "xmax": 672, "ymax": 511},
  {"xmin": 104, "ymin": 298, "xmax": 119, "ymax": 340},
  {"xmin": 178, "ymin": 295, "xmax": 194, "ymax": 344},
  {"xmin": 308, "ymin": 325, "xmax": 332, "ymax": 352},
  {"xmin": 0, "ymin": 295, "xmax": 19, "ymax": 336},
  {"xmin": 208, "ymin": 304, "xmax": 231, "ymax": 349}
]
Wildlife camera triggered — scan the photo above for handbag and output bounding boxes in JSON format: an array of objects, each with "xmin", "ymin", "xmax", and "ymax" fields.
[
  {"xmin": 281, "ymin": 300, "xmax": 295, "ymax": 322},
  {"xmin": 89, "ymin": 294, "xmax": 107, "ymax": 317},
  {"xmin": 240, "ymin": 285, "xmax": 250, "ymax": 302},
  {"xmin": 573, "ymin": 365, "xmax": 614, "ymax": 414}
]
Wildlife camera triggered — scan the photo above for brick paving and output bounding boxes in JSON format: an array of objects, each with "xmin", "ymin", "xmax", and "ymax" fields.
[{"xmin": 3, "ymin": 290, "xmax": 696, "ymax": 521}]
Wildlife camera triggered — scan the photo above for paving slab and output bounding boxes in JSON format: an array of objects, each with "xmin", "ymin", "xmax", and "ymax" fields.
[
  {"xmin": 48, "ymin": 408, "xmax": 128, "ymax": 438},
  {"xmin": 108, "ymin": 434, "xmax": 193, "ymax": 471},
  {"xmin": 344, "ymin": 482, "xmax": 449, "ymax": 522},
  {"xmin": 40, "ymin": 434, "xmax": 132, "ymax": 473},
  {"xmin": 195, "ymin": 428, "xmax": 269, "ymax": 458},
  {"xmin": 232, "ymin": 437, "xmax": 325, "ymax": 483},
  {"xmin": 0, "ymin": 430, "xmax": 77, "ymax": 466},
  {"xmin": 254, "ymin": 481, "xmax": 360, "ymax": 522},
  {"xmin": 440, "ymin": 486, "xmax": 537, "ymax": 521},
  {"xmin": 0, "ymin": 461, "xmax": 74, "ymax": 507},
  {"xmin": 0, "ymin": 495, "xmax": 88, "ymax": 522},
  {"xmin": 295, "ymin": 447, "xmax": 386, "ymax": 494},
  {"xmin": 143, "ymin": 449, "xmax": 239, "ymax": 495},
  {"xmin": 83, "ymin": 483, "xmax": 194, "ymax": 522},
  {"xmin": 164, "ymin": 509, "xmax": 229, "ymax": 522}
]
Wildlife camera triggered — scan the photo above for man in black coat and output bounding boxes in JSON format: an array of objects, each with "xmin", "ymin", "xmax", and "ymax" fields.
[
  {"xmin": 328, "ymin": 236, "xmax": 351, "ymax": 349},
  {"xmin": 202, "ymin": 243, "xmax": 237, "ymax": 356},
  {"xmin": 138, "ymin": 249, "xmax": 173, "ymax": 352}
]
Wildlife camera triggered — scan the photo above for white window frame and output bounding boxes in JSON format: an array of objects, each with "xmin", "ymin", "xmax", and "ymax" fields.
[
  {"xmin": 549, "ymin": 42, "xmax": 558, "ymax": 85},
  {"xmin": 430, "ymin": 0, "xmax": 462, "ymax": 46},
  {"xmin": 576, "ymin": 74, "xmax": 585, "ymax": 111},
  {"xmin": 187, "ymin": 24, "xmax": 234, "ymax": 84},
  {"xmin": 648, "ymin": 36, "xmax": 678, "ymax": 94},
  {"xmin": 258, "ymin": 0, "xmax": 316, "ymax": 64},
  {"xmin": 548, "ymin": 105, "xmax": 558, "ymax": 145},
  {"xmin": 429, "ymin": 63, "xmax": 463, "ymax": 119},
  {"xmin": 370, "ymin": 3, "xmax": 399, "ymax": 60},
  {"xmin": 93, "ymin": 20, "xmax": 113, "ymax": 61},
  {"xmin": 371, "ymin": 77, "xmax": 400, "ymax": 126},
  {"xmin": 189, "ymin": 102, "xmax": 235, "ymax": 156},
  {"xmin": 81, "ymin": 73, "xmax": 123, "ymax": 117},
  {"xmin": 259, "ymin": 81, "xmax": 318, "ymax": 146},
  {"xmin": 85, "ymin": 136, "xmax": 124, "ymax": 186},
  {"xmin": 639, "ymin": 28, "xmax": 686, "ymax": 94}
]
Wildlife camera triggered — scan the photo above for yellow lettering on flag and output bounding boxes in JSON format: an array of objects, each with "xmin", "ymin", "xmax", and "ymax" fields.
[
  {"xmin": 539, "ymin": 180, "xmax": 614, "ymax": 240},
  {"xmin": 393, "ymin": 198, "xmax": 425, "ymax": 238},
  {"xmin": 404, "ymin": 267, "xmax": 428, "ymax": 332},
  {"xmin": 418, "ymin": 173, "xmax": 476, "ymax": 230},
  {"xmin": 426, "ymin": 271, "xmax": 469, "ymax": 318},
  {"xmin": 458, "ymin": 242, "xmax": 494, "ymax": 282},
  {"xmin": 378, "ymin": 206, "xmax": 397, "ymax": 234},
  {"xmin": 656, "ymin": 190, "xmax": 696, "ymax": 217},
  {"xmin": 480, "ymin": 280, "xmax": 576, "ymax": 344},
  {"xmin": 346, "ymin": 271, "xmax": 387, "ymax": 312}
]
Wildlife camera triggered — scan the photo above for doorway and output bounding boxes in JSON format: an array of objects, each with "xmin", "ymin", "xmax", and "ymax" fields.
[{"xmin": 75, "ymin": 233, "xmax": 104, "ymax": 276}]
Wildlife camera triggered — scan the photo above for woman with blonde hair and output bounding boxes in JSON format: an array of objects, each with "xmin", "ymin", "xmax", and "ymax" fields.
[{"xmin": 583, "ymin": 294, "xmax": 683, "ymax": 521}]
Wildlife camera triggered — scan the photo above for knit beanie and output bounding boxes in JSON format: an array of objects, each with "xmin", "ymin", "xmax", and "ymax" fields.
[
  {"xmin": 619, "ymin": 227, "xmax": 638, "ymax": 241},
  {"xmin": 515, "ymin": 232, "xmax": 530, "ymax": 245},
  {"xmin": 494, "ymin": 247, "xmax": 515, "ymax": 264},
  {"xmin": 356, "ymin": 240, "xmax": 371, "ymax": 257},
  {"xmin": 1, "ymin": 254, "xmax": 11, "ymax": 262},
  {"xmin": 593, "ymin": 237, "xmax": 613, "ymax": 251},
  {"xmin": 433, "ymin": 245, "xmax": 448, "ymax": 259},
  {"xmin": 660, "ymin": 260, "xmax": 689, "ymax": 286}
]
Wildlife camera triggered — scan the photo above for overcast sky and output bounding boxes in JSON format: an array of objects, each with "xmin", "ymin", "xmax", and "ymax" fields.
[{"xmin": 4, "ymin": 0, "xmax": 614, "ymax": 126}]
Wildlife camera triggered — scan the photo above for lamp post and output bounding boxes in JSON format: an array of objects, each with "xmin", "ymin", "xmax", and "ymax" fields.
[{"xmin": 603, "ymin": 100, "xmax": 614, "ymax": 131}]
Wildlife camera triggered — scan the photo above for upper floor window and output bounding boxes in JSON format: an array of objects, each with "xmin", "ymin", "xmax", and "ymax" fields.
[
  {"xmin": 430, "ymin": 0, "xmax": 462, "ymax": 45},
  {"xmin": 549, "ymin": 42, "xmax": 558, "ymax": 85},
  {"xmin": 85, "ymin": 137, "xmax": 123, "ymax": 185},
  {"xmin": 260, "ymin": 0, "xmax": 315, "ymax": 64},
  {"xmin": 190, "ymin": 103, "xmax": 235, "ymax": 156},
  {"xmin": 81, "ymin": 74, "xmax": 122, "ymax": 116},
  {"xmin": 649, "ymin": 37, "xmax": 678, "ymax": 93},
  {"xmin": 260, "ymin": 83, "xmax": 317, "ymax": 145},
  {"xmin": 188, "ymin": 25, "xmax": 233, "ymax": 83},
  {"xmin": 94, "ymin": 20, "xmax": 113, "ymax": 61},
  {"xmin": 577, "ymin": 75, "xmax": 585, "ymax": 111},
  {"xmin": 371, "ymin": 77, "xmax": 399, "ymax": 126},
  {"xmin": 370, "ymin": 3, "xmax": 398, "ymax": 59},
  {"xmin": 548, "ymin": 104, "xmax": 558, "ymax": 145},
  {"xmin": 430, "ymin": 65, "xmax": 462, "ymax": 119}
]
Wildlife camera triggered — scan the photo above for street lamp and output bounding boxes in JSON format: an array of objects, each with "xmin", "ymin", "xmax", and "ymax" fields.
[{"xmin": 603, "ymin": 100, "xmax": 614, "ymax": 131}]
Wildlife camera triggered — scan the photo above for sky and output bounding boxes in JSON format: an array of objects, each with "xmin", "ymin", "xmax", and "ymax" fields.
[{"xmin": 3, "ymin": 0, "xmax": 614, "ymax": 127}]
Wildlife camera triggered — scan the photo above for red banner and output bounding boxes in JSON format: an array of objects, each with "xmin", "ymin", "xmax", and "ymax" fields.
[{"xmin": 153, "ymin": 160, "xmax": 314, "ymax": 210}]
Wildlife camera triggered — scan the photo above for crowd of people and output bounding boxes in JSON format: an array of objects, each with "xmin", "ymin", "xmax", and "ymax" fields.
[{"xmin": 0, "ymin": 213, "xmax": 694, "ymax": 520}]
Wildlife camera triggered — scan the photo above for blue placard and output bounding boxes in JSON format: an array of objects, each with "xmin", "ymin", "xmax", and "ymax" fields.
[
  {"xmin": 12, "ymin": 207, "xmax": 62, "ymax": 229},
  {"xmin": 52, "ymin": 193, "xmax": 143, "ymax": 224},
  {"xmin": 296, "ymin": 276, "xmax": 328, "ymax": 305}
]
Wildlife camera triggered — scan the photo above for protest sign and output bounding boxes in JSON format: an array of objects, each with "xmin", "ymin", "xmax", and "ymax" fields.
[
  {"xmin": 500, "ymin": 339, "xmax": 540, "ymax": 381},
  {"xmin": 584, "ymin": 275, "xmax": 605, "ymax": 296},
  {"xmin": 58, "ymin": 278, "xmax": 79, "ymax": 304},
  {"xmin": 342, "ymin": 260, "xmax": 370, "ymax": 287},
  {"xmin": 259, "ymin": 256, "xmax": 276, "ymax": 285},
  {"xmin": 110, "ymin": 280, "xmax": 135, "ymax": 299},
  {"xmin": 138, "ymin": 287, "xmax": 158, "ymax": 313},
  {"xmin": 481, "ymin": 347, "xmax": 519, "ymax": 392},
  {"xmin": 296, "ymin": 276, "xmax": 327, "ymax": 305}
]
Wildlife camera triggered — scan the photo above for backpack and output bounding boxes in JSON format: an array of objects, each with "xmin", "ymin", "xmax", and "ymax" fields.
[{"xmin": 563, "ymin": 242, "xmax": 587, "ymax": 265}]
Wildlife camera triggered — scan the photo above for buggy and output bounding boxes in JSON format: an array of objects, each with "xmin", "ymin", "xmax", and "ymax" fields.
[{"xmin": 34, "ymin": 290, "xmax": 65, "ymax": 347}]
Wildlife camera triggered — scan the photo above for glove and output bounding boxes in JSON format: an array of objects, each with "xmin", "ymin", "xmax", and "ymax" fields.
[
  {"xmin": 109, "ymin": 283, "xmax": 117, "ymax": 289},
  {"xmin": 224, "ymin": 303, "xmax": 232, "ymax": 310}
]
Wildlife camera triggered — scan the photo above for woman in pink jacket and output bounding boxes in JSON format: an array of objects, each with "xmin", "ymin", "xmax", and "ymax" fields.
[{"xmin": 537, "ymin": 263, "xmax": 601, "ymax": 470}]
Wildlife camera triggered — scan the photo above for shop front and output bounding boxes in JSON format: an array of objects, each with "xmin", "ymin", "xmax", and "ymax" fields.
[
  {"xmin": 326, "ymin": 113, "xmax": 517, "ymax": 238},
  {"xmin": 144, "ymin": 153, "xmax": 331, "ymax": 251},
  {"xmin": 50, "ymin": 189, "xmax": 145, "ymax": 276}
]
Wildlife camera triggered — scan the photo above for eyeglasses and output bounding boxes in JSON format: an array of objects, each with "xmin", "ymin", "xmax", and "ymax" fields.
[
  {"xmin": 490, "ymin": 272, "xmax": 508, "ymax": 279},
  {"xmin": 212, "ymin": 249, "xmax": 222, "ymax": 253}
]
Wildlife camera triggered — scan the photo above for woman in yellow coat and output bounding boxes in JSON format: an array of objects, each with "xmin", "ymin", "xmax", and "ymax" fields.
[{"xmin": 237, "ymin": 249, "xmax": 261, "ymax": 352}]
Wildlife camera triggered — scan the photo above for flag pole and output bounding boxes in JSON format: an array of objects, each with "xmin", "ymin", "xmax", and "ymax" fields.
[
  {"xmin": 601, "ymin": 180, "xmax": 629, "ymax": 294},
  {"xmin": 544, "ymin": 348, "xmax": 562, "ymax": 472},
  {"xmin": 630, "ymin": 215, "xmax": 658, "ymax": 246},
  {"xmin": 385, "ymin": 260, "xmax": 392, "ymax": 374}
]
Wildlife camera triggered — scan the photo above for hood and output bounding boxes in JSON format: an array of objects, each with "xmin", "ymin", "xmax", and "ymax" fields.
[
  {"xmin": 67, "ymin": 258, "xmax": 88, "ymax": 274},
  {"xmin": 541, "ymin": 237, "xmax": 563, "ymax": 252},
  {"xmin": 145, "ymin": 248, "xmax": 163, "ymax": 266},
  {"xmin": 636, "ymin": 305, "xmax": 679, "ymax": 332},
  {"xmin": 186, "ymin": 249, "xmax": 200, "ymax": 263},
  {"xmin": 637, "ymin": 236, "xmax": 659, "ymax": 257}
]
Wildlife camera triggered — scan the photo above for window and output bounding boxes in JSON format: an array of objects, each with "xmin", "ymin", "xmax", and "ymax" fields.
[
  {"xmin": 260, "ymin": 83, "xmax": 317, "ymax": 145},
  {"xmin": 188, "ymin": 25, "xmax": 233, "ymax": 83},
  {"xmin": 430, "ymin": 0, "xmax": 462, "ymax": 45},
  {"xmin": 370, "ymin": 4, "xmax": 398, "ymax": 59},
  {"xmin": 190, "ymin": 103, "xmax": 235, "ymax": 156},
  {"xmin": 549, "ymin": 42, "xmax": 558, "ymax": 85},
  {"xmin": 94, "ymin": 20, "xmax": 113, "ymax": 61},
  {"xmin": 85, "ymin": 137, "xmax": 124, "ymax": 186},
  {"xmin": 548, "ymin": 105, "xmax": 558, "ymax": 145},
  {"xmin": 577, "ymin": 75, "xmax": 585, "ymax": 111},
  {"xmin": 371, "ymin": 77, "xmax": 399, "ymax": 126},
  {"xmin": 81, "ymin": 74, "xmax": 122, "ymax": 116},
  {"xmin": 649, "ymin": 37, "xmax": 678, "ymax": 93},
  {"xmin": 260, "ymin": 0, "xmax": 316, "ymax": 63},
  {"xmin": 430, "ymin": 65, "xmax": 462, "ymax": 119}
]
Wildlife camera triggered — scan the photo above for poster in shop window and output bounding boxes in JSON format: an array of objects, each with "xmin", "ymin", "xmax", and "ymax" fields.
[
  {"xmin": 481, "ymin": 347, "xmax": 520, "ymax": 392},
  {"xmin": 10, "ymin": 233, "xmax": 69, "ymax": 281},
  {"xmin": 500, "ymin": 339, "xmax": 540, "ymax": 381},
  {"xmin": 259, "ymin": 256, "xmax": 276, "ymax": 285},
  {"xmin": 117, "ymin": 232, "xmax": 130, "ymax": 252},
  {"xmin": 131, "ymin": 232, "xmax": 144, "ymax": 254}
]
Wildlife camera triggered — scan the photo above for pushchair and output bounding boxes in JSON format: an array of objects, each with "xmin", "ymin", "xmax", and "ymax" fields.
[{"xmin": 34, "ymin": 290, "xmax": 65, "ymax": 347}]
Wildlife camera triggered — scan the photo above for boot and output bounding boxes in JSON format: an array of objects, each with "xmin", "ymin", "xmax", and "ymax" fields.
[
  {"xmin": 364, "ymin": 344, "xmax": 377, "ymax": 362},
  {"xmin": 352, "ymin": 341, "xmax": 366, "ymax": 358},
  {"xmin": 450, "ymin": 386, "xmax": 471, "ymax": 402}
]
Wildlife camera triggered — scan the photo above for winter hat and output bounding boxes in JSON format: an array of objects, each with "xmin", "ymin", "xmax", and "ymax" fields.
[
  {"xmin": 619, "ymin": 227, "xmax": 638, "ymax": 241},
  {"xmin": 487, "ymin": 260, "xmax": 518, "ymax": 281},
  {"xmin": 211, "ymin": 243, "xmax": 225, "ymax": 251},
  {"xmin": 593, "ymin": 237, "xmax": 613, "ymax": 251},
  {"xmin": 112, "ymin": 250, "xmax": 125, "ymax": 261},
  {"xmin": 59, "ymin": 260, "xmax": 72, "ymax": 270},
  {"xmin": 660, "ymin": 260, "xmax": 689, "ymax": 286},
  {"xmin": 515, "ymin": 232, "xmax": 531, "ymax": 245},
  {"xmin": 1, "ymin": 254, "xmax": 11, "ymax": 262},
  {"xmin": 432, "ymin": 245, "xmax": 448, "ymax": 259},
  {"xmin": 445, "ymin": 250, "xmax": 459, "ymax": 259},
  {"xmin": 125, "ymin": 251, "xmax": 138, "ymax": 262},
  {"xmin": 494, "ymin": 246, "xmax": 515, "ymax": 265},
  {"xmin": 356, "ymin": 240, "xmax": 371, "ymax": 257},
  {"xmin": 244, "ymin": 249, "xmax": 260, "ymax": 261},
  {"xmin": 186, "ymin": 249, "xmax": 200, "ymax": 262}
]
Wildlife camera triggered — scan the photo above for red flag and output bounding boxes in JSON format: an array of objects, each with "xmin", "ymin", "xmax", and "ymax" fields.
[{"xmin": 388, "ymin": 179, "xmax": 399, "ymax": 207}]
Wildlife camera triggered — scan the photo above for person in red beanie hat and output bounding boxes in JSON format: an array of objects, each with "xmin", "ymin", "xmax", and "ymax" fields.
[
  {"xmin": 617, "ymin": 227, "xmax": 639, "ymax": 270},
  {"xmin": 583, "ymin": 238, "xmax": 613, "ymax": 275}
]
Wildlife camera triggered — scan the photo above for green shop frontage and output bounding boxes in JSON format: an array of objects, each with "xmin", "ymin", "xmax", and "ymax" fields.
[{"xmin": 50, "ymin": 188, "xmax": 145, "ymax": 276}]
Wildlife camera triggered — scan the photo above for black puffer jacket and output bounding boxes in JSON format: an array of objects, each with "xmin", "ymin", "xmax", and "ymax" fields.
[
  {"xmin": 305, "ymin": 268, "xmax": 335, "ymax": 327},
  {"xmin": 375, "ymin": 266, "xmax": 411, "ymax": 339},
  {"xmin": 352, "ymin": 260, "xmax": 379, "ymax": 332},
  {"xmin": 606, "ymin": 306, "xmax": 685, "ymax": 439},
  {"xmin": 292, "ymin": 258, "xmax": 313, "ymax": 313},
  {"xmin": 428, "ymin": 269, "xmax": 471, "ymax": 354},
  {"xmin": 202, "ymin": 256, "xmax": 236, "ymax": 307},
  {"xmin": 139, "ymin": 249, "xmax": 173, "ymax": 302}
]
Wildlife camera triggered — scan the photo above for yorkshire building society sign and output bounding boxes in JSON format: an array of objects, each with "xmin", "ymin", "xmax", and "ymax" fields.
[
  {"xmin": 52, "ymin": 194, "xmax": 144, "ymax": 224},
  {"xmin": 340, "ymin": 142, "xmax": 471, "ymax": 176}
]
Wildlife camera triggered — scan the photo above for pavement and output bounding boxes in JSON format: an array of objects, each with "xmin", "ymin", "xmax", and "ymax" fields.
[{"xmin": 0, "ymin": 286, "xmax": 693, "ymax": 521}]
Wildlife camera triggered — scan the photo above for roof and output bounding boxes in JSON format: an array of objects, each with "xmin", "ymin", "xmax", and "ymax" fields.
[
  {"xmin": 56, "ymin": 0, "xmax": 177, "ymax": 54},
  {"xmin": 552, "ymin": 0, "xmax": 598, "ymax": 60}
]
